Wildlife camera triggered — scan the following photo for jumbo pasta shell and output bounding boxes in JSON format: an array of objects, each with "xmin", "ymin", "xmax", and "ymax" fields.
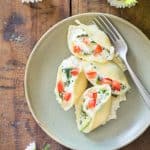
[
  {"xmin": 75, "ymin": 85, "xmax": 112, "ymax": 133},
  {"xmin": 55, "ymin": 56, "xmax": 87, "ymax": 111},
  {"xmin": 67, "ymin": 21, "xmax": 114, "ymax": 63},
  {"xmin": 82, "ymin": 61, "xmax": 130, "ymax": 95}
]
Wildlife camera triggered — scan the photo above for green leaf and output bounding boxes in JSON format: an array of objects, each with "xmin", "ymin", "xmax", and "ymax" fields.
[{"xmin": 63, "ymin": 68, "xmax": 72, "ymax": 79}]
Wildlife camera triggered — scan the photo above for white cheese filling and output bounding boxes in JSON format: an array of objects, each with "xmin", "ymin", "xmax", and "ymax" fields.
[
  {"xmin": 61, "ymin": 56, "xmax": 82, "ymax": 93},
  {"xmin": 82, "ymin": 85, "xmax": 111, "ymax": 117}
]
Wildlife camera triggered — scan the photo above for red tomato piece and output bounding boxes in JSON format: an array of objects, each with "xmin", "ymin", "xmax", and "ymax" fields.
[
  {"xmin": 86, "ymin": 71, "xmax": 97, "ymax": 79},
  {"xmin": 70, "ymin": 68, "xmax": 79, "ymax": 76},
  {"xmin": 92, "ymin": 92, "xmax": 97, "ymax": 99},
  {"xmin": 57, "ymin": 80, "xmax": 64, "ymax": 93},
  {"xmin": 94, "ymin": 44, "xmax": 103, "ymax": 55},
  {"xmin": 87, "ymin": 99, "xmax": 96, "ymax": 109},
  {"xmin": 101, "ymin": 78, "xmax": 112, "ymax": 85},
  {"xmin": 63, "ymin": 92, "xmax": 71, "ymax": 101},
  {"xmin": 73, "ymin": 45, "xmax": 81, "ymax": 53},
  {"xmin": 87, "ymin": 92, "xmax": 97, "ymax": 99},
  {"xmin": 112, "ymin": 80, "xmax": 121, "ymax": 91}
]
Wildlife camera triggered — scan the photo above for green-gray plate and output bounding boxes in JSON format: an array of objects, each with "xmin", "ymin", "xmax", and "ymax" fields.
[{"xmin": 25, "ymin": 13, "xmax": 150, "ymax": 150}]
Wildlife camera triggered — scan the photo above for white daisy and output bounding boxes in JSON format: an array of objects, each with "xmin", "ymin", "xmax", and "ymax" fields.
[
  {"xmin": 107, "ymin": 0, "xmax": 138, "ymax": 8},
  {"xmin": 22, "ymin": 0, "xmax": 43, "ymax": 3},
  {"xmin": 25, "ymin": 142, "xmax": 36, "ymax": 150}
]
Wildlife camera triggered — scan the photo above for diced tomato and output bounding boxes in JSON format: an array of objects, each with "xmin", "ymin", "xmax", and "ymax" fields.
[
  {"xmin": 83, "ymin": 37, "xmax": 90, "ymax": 45},
  {"xmin": 87, "ymin": 92, "xmax": 97, "ymax": 99},
  {"xmin": 87, "ymin": 99, "xmax": 96, "ymax": 109},
  {"xmin": 70, "ymin": 68, "xmax": 79, "ymax": 76},
  {"xmin": 86, "ymin": 71, "xmax": 97, "ymax": 79},
  {"xmin": 57, "ymin": 80, "xmax": 64, "ymax": 93},
  {"xmin": 92, "ymin": 92, "xmax": 97, "ymax": 99},
  {"xmin": 112, "ymin": 80, "xmax": 121, "ymax": 91},
  {"xmin": 94, "ymin": 44, "xmax": 103, "ymax": 55},
  {"xmin": 63, "ymin": 92, "xmax": 71, "ymax": 101},
  {"xmin": 101, "ymin": 78, "xmax": 112, "ymax": 85},
  {"xmin": 73, "ymin": 45, "xmax": 81, "ymax": 53}
]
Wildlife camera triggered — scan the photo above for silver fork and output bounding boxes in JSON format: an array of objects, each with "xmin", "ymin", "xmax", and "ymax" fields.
[{"xmin": 93, "ymin": 15, "xmax": 150, "ymax": 109}]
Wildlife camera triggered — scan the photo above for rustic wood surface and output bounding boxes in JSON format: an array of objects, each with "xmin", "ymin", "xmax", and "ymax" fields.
[{"xmin": 0, "ymin": 0, "xmax": 149, "ymax": 150}]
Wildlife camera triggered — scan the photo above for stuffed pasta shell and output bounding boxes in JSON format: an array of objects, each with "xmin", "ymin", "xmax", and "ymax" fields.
[
  {"xmin": 75, "ymin": 85, "xmax": 112, "ymax": 133},
  {"xmin": 68, "ymin": 20, "xmax": 114, "ymax": 63},
  {"xmin": 83, "ymin": 61, "xmax": 130, "ymax": 96},
  {"xmin": 55, "ymin": 56, "xmax": 87, "ymax": 111}
]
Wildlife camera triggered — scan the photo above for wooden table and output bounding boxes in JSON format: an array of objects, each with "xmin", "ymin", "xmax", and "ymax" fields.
[{"xmin": 0, "ymin": 0, "xmax": 150, "ymax": 149}]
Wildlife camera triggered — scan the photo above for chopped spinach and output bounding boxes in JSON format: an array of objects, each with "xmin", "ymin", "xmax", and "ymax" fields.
[
  {"xmin": 98, "ymin": 89, "xmax": 105, "ymax": 94},
  {"xmin": 102, "ymin": 89, "xmax": 107, "ymax": 93},
  {"xmin": 96, "ymin": 76, "xmax": 102, "ymax": 84},
  {"xmin": 94, "ymin": 66, "xmax": 97, "ymax": 69},
  {"xmin": 59, "ymin": 92, "xmax": 63, "ymax": 98},
  {"xmin": 98, "ymin": 90, "xmax": 101, "ymax": 94},
  {"xmin": 83, "ymin": 52, "xmax": 90, "ymax": 55},
  {"xmin": 111, "ymin": 93, "xmax": 118, "ymax": 97},
  {"xmin": 79, "ymin": 106, "xmax": 91, "ymax": 131},
  {"xmin": 105, "ymin": 91, "xmax": 110, "ymax": 96},
  {"xmin": 91, "ymin": 40, "xmax": 96, "ymax": 44},
  {"xmin": 80, "ymin": 106, "xmax": 90, "ymax": 121},
  {"xmin": 62, "ymin": 68, "xmax": 76, "ymax": 87},
  {"xmin": 64, "ymin": 80, "xmax": 70, "ymax": 87},
  {"xmin": 62, "ymin": 68, "xmax": 72, "ymax": 79},
  {"xmin": 104, "ymin": 48, "xmax": 110, "ymax": 53},
  {"xmin": 121, "ymin": 83, "xmax": 126, "ymax": 90},
  {"xmin": 77, "ymin": 34, "xmax": 88, "ymax": 38}
]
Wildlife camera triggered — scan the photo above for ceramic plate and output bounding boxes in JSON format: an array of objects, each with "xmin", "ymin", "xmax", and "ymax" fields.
[{"xmin": 25, "ymin": 13, "xmax": 150, "ymax": 150}]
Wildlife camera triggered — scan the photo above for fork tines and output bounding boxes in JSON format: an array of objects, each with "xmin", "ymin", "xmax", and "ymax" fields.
[{"xmin": 93, "ymin": 15, "xmax": 122, "ymax": 42}]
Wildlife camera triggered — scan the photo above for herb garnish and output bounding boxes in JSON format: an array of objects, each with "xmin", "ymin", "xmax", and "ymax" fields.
[
  {"xmin": 77, "ymin": 34, "xmax": 88, "ymax": 38},
  {"xmin": 59, "ymin": 92, "xmax": 63, "ymax": 98},
  {"xmin": 64, "ymin": 80, "xmax": 70, "ymax": 86},
  {"xmin": 121, "ymin": 84, "xmax": 126, "ymax": 90},
  {"xmin": 83, "ymin": 52, "xmax": 90, "ymax": 55},
  {"xmin": 96, "ymin": 76, "xmax": 102, "ymax": 84},
  {"xmin": 62, "ymin": 68, "xmax": 73, "ymax": 87},
  {"xmin": 112, "ymin": 93, "xmax": 118, "ymax": 97},
  {"xmin": 62, "ymin": 68, "xmax": 72, "ymax": 79}
]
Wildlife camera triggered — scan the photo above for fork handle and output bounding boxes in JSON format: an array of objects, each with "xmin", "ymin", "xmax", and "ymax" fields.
[{"xmin": 124, "ymin": 59, "xmax": 150, "ymax": 109}]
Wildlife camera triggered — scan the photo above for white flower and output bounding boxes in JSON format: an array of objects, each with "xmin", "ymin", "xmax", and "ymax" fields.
[
  {"xmin": 25, "ymin": 142, "xmax": 36, "ymax": 150},
  {"xmin": 107, "ymin": 0, "xmax": 137, "ymax": 8},
  {"xmin": 22, "ymin": 0, "xmax": 43, "ymax": 3}
]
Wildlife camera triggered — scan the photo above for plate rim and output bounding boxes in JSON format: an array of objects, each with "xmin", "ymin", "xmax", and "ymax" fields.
[{"xmin": 24, "ymin": 12, "xmax": 150, "ymax": 150}]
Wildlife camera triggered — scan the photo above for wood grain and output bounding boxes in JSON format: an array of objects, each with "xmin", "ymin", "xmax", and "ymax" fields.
[
  {"xmin": 0, "ymin": 0, "xmax": 70, "ymax": 150},
  {"xmin": 72, "ymin": 0, "xmax": 150, "ymax": 38},
  {"xmin": 0, "ymin": 0, "xmax": 149, "ymax": 150}
]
